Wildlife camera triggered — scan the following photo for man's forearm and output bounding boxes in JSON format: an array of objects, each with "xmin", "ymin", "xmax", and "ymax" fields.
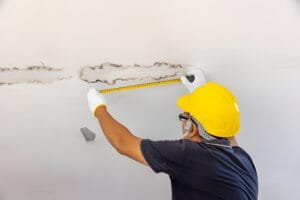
[
  {"xmin": 94, "ymin": 106, "xmax": 138, "ymax": 154},
  {"xmin": 86, "ymin": 88, "xmax": 147, "ymax": 165}
]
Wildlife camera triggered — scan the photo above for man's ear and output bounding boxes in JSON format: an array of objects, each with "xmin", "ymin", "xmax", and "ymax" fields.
[{"xmin": 189, "ymin": 123, "xmax": 199, "ymax": 137}]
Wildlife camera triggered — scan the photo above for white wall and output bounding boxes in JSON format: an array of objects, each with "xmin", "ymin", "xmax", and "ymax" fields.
[{"xmin": 0, "ymin": 0, "xmax": 300, "ymax": 199}]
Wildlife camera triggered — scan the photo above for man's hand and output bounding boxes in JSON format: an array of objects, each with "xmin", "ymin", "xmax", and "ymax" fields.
[
  {"xmin": 180, "ymin": 67, "xmax": 206, "ymax": 92},
  {"xmin": 87, "ymin": 87, "xmax": 106, "ymax": 116}
]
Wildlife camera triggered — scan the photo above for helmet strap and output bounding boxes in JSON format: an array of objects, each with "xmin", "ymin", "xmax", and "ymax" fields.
[
  {"xmin": 195, "ymin": 120, "xmax": 231, "ymax": 147},
  {"xmin": 199, "ymin": 130, "xmax": 217, "ymax": 141},
  {"xmin": 193, "ymin": 120, "xmax": 216, "ymax": 140}
]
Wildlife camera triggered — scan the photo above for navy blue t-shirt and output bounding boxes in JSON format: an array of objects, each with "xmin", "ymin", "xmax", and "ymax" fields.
[{"xmin": 140, "ymin": 139, "xmax": 258, "ymax": 200}]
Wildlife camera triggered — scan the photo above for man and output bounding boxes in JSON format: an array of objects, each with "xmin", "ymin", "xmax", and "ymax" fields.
[{"xmin": 86, "ymin": 68, "xmax": 258, "ymax": 200}]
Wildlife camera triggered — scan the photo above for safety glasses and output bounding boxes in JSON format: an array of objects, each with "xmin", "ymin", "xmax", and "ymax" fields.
[
  {"xmin": 178, "ymin": 113, "xmax": 190, "ymax": 121},
  {"xmin": 178, "ymin": 113, "xmax": 197, "ymax": 125}
]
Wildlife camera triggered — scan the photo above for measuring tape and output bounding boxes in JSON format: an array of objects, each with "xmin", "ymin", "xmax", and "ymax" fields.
[{"xmin": 99, "ymin": 78, "xmax": 181, "ymax": 94}]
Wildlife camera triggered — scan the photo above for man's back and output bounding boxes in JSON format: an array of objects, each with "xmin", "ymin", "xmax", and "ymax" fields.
[{"xmin": 141, "ymin": 139, "xmax": 258, "ymax": 200}]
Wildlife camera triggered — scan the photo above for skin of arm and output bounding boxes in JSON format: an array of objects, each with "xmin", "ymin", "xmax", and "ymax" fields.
[{"xmin": 95, "ymin": 105, "xmax": 148, "ymax": 166}]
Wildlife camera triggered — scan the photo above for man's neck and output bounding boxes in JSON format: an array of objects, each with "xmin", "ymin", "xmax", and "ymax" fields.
[
  {"xmin": 228, "ymin": 137, "xmax": 238, "ymax": 146},
  {"xmin": 188, "ymin": 135, "xmax": 238, "ymax": 146}
]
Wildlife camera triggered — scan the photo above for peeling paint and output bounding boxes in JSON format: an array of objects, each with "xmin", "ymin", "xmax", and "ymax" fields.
[
  {"xmin": 79, "ymin": 62, "xmax": 184, "ymax": 86},
  {"xmin": 0, "ymin": 64, "xmax": 72, "ymax": 86},
  {"xmin": 0, "ymin": 62, "xmax": 185, "ymax": 87}
]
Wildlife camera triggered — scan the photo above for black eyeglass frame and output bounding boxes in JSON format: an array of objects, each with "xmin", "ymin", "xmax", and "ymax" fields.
[{"xmin": 178, "ymin": 113, "xmax": 198, "ymax": 127}]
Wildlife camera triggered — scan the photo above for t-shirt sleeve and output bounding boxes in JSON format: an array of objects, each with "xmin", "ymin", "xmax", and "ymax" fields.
[{"xmin": 140, "ymin": 139, "xmax": 187, "ymax": 178}]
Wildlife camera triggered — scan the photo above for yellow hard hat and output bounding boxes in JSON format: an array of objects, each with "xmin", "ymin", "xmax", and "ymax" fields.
[{"xmin": 176, "ymin": 82, "xmax": 240, "ymax": 138}]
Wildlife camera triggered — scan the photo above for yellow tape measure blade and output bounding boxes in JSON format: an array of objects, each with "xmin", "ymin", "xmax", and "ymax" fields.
[{"xmin": 99, "ymin": 79, "xmax": 181, "ymax": 94}]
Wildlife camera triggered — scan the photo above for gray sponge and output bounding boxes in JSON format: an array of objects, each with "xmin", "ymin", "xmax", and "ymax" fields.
[{"xmin": 81, "ymin": 127, "xmax": 96, "ymax": 142}]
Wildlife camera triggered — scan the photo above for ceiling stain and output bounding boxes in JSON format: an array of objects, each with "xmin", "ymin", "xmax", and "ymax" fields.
[
  {"xmin": 0, "ymin": 62, "xmax": 185, "ymax": 87},
  {"xmin": 0, "ymin": 64, "xmax": 72, "ymax": 86},
  {"xmin": 79, "ymin": 62, "xmax": 184, "ymax": 85}
]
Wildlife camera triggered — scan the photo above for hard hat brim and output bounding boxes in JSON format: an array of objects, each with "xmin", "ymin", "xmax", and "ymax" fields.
[{"xmin": 176, "ymin": 93, "xmax": 191, "ymax": 113}]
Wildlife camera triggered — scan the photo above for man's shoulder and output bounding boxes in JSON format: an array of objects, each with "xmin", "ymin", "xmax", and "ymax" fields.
[
  {"xmin": 141, "ymin": 139, "xmax": 217, "ymax": 156},
  {"xmin": 141, "ymin": 138, "xmax": 187, "ymax": 146}
]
